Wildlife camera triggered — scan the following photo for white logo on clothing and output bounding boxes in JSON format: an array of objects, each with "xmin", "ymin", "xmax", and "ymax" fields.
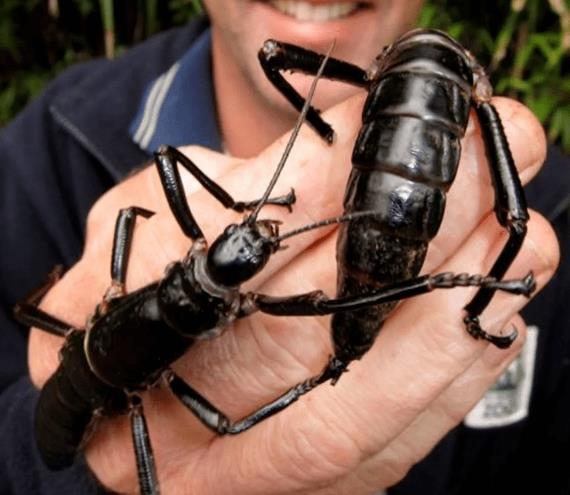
[{"xmin": 464, "ymin": 326, "xmax": 538, "ymax": 428}]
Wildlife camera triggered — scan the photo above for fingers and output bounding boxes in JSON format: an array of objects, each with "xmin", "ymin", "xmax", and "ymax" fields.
[
  {"xmin": 133, "ymin": 95, "xmax": 364, "ymax": 287},
  {"xmin": 32, "ymin": 94, "xmax": 541, "ymax": 328},
  {"xmin": 222, "ymin": 97, "xmax": 552, "ymax": 430},
  {"xmin": 27, "ymin": 149, "xmax": 241, "ymax": 386},
  {"xmin": 427, "ymin": 97, "xmax": 546, "ymax": 270},
  {"xmin": 27, "ymin": 94, "xmax": 364, "ymax": 386},
  {"xmin": 82, "ymin": 147, "xmax": 242, "ymax": 292},
  {"xmin": 88, "ymin": 94, "xmax": 363, "ymax": 290},
  {"xmin": 184, "ymin": 209, "xmax": 558, "ymax": 495},
  {"xmin": 26, "ymin": 91, "xmax": 553, "ymax": 495},
  {"xmin": 308, "ymin": 314, "xmax": 529, "ymax": 495}
]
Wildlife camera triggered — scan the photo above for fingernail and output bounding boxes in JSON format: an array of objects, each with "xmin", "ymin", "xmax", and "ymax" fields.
[{"xmin": 480, "ymin": 328, "xmax": 525, "ymax": 368}]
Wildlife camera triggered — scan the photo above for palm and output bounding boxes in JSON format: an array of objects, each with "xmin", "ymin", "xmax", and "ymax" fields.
[{"xmin": 28, "ymin": 95, "xmax": 555, "ymax": 494}]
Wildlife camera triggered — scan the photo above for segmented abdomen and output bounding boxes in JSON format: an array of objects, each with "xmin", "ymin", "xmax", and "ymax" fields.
[
  {"xmin": 35, "ymin": 331, "xmax": 127, "ymax": 470},
  {"xmin": 332, "ymin": 31, "xmax": 475, "ymax": 361}
]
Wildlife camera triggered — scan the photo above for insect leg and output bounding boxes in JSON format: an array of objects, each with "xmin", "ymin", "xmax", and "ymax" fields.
[
  {"xmin": 462, "ymin": 101, "xmax": 530, "ymax": 348},
  {"xmin": 251, "ymin": 272, "xmax": 535, "ymax": 317},
  {"xmin": 165, "ymin": 369, "xmax": 337, "ymax": 435},
  {"xmin": 153, "ymin": 147, "xmax": 205, "ymax": 239},
  {"xmin": 13, "ymin": 266, "xmax": 76, "ymax": 337},
  {"xmin": 105, "ymin": 206, "xmax": 156, "ymax": 300},
  {"xmin": 166, "ymin": 274, "xmax": 535, "ymax": 435},
  {"xmin": 130, "ymin": 396, "xmax": 160, "ymax": 495},
  {"xmin": 249, "ymin": 271, "xmax": 535, "ymax": 354},
  {"xmin": 231, "ymin": 272, "xmax": 535, "ymax": 402},
  {"xmin": 155, "ymin": 146, "xmax": 296, "ymax": 219},
  {"xmin": 259, "ymin": 39, "xmax": 369, "ymax": 142}
]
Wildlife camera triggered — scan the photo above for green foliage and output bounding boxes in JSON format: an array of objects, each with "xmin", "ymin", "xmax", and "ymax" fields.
[
  {"xmin": 0, "ymin": 0, "xmax": 103, "ymax": 124},
  {"xmin": 0, "ymin": 0, "xmax": 202, "ymax": 125},
  {"xmin": 1, "ymin": 0, "xmax": 568, "ymax": 152},
  {"xmin": 168, "ymin": 0, "xmax": 203, "ymax": 24},
  {"xmin": 419, "ymin": 0, "xmax": 570, "ymax": 152}
]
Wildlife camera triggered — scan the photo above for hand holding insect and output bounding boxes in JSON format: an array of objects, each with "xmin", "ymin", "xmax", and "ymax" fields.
[{"xmin": 27, "ymin": 91, "xmax": 557, "ymax": 494}]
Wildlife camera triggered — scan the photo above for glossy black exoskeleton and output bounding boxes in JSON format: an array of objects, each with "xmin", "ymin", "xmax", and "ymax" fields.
[
  {"xmin": 258, "ymin": 28, "xmax": 531, "ymax": 367},
  {"xmin": 14, "ymin": 38, "xmax": 534, "ymax": 495}
]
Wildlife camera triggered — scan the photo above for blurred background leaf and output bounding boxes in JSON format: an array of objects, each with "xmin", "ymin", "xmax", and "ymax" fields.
[
  {"xmin": 1, "ymin": 0, "xmax": 568, "ymax": 152},
  {"xmin": 0, "ymin": 0, "xmax": 201, "ymax": 126},
  {"xmin": 419, "ymin": 0, "xmax": 570, "ymax": 153}
]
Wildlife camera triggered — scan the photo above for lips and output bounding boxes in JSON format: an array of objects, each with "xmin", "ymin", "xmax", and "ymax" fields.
[
  {"xmin": 246, "ymin": 0, "xmax": 378, "ymax": 64},
  {"xmin": 265, "ymin": 1, "xmax": 364, "ymax": 23}
]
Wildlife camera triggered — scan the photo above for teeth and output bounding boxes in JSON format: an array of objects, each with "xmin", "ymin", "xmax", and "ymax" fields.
[{"xmin": 269, "ymin": 1, "xmax": 360, "ymax": 22}]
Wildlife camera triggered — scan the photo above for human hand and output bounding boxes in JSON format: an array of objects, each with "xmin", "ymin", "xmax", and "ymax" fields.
[{"xmin": 28, "ymin": 94, "xmax": 559, "ymax": 494}]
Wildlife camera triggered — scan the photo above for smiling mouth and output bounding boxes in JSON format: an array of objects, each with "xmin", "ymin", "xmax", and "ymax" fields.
[{"xmin": 266, "ymin": 1, "xmax": 367, "ymax": 22}]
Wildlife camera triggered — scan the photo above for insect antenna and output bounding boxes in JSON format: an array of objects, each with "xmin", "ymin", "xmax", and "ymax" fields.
[
  {"xmin": 246, "ymin": 41, "xmax": 335, "ymax": 225},
  {"xmin": 273, "ymin": 210, "xmax": 379, "ymax": 243}
]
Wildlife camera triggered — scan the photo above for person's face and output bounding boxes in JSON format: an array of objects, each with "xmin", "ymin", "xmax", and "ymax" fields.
[{"xmin": 202, "ymin": 0, "xmax": 424, "ymax": 114}]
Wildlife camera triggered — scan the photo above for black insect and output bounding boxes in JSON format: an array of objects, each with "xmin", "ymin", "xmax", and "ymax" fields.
[
  {"xmin": 14, "ymin": 36, "xmax": 533, "ymax": 495},
  {"xmin": 258, "ymin": 28, "xmax": 531, "ymax": 367}
]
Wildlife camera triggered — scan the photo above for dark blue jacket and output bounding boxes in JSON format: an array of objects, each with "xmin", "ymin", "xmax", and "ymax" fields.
[{"xmin": 1, "ymin": 17, "xmax": 568, "ymax": 494}]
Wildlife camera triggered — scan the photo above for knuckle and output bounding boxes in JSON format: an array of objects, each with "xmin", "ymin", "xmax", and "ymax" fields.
[{"xmin": 493, "ymin": 96, "xmax": 547, "ymax": 175}]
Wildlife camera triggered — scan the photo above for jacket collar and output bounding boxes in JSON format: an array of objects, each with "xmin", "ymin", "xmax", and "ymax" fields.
[
  {"xmin": 48, "ymin": 17, "xmax": 216, "ymax": 181},
  {"xmin": 129, "ymin": 29, "xmax": 220, "ymax": 154}
]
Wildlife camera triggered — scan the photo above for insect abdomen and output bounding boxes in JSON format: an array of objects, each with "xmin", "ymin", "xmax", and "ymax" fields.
[
  {"xmin": 35, "ymin": 369, "xmax": 93, "ymax": 469},
  {"xmin": 332, "ymin": 31, "xmax": 475, "ymax": 361},
  {"xmin": 35, "ymin": 332, "xmax": 127, "ymax": 469}
]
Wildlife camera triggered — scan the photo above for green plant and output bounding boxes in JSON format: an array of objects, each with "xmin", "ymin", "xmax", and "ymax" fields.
[
  {"xmin": 0, "ymin": 0, "xmax": 101, "ymax": 124},
  {"xmin": 2, "ymin": 0, "xmax": 568, "ymax": 153},
  {"xmin": 0, "ymin": 1, "xmax": 203, "ymax": 126},
  {"xmin": 420, "ymin": 0, "xmax": 570, "ymax": 152}
]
